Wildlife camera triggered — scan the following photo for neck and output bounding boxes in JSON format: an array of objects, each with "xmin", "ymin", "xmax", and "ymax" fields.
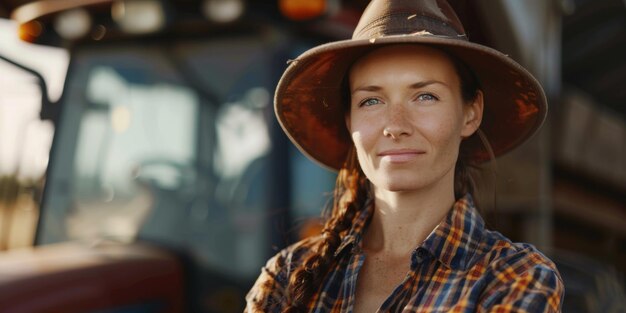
[{"xmin": 363, "ymin": 173, "xmax": 456, "ymax": 256}]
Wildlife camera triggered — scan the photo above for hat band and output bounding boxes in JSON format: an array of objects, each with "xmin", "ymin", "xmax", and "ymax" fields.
[{"xmin": 353, "ymin": 12, "xmax": 466, "ymax": 41}]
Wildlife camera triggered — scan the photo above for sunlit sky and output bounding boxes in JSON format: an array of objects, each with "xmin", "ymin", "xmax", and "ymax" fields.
[{"xmin": 0, "ymin": 19, "xmax": 69, "ymax": 179}]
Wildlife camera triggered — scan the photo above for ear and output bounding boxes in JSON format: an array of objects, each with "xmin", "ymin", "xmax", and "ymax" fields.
[
  {"xmin": 345, "ymin": 112, "xmax": 351, "ymax": 133},
  {"xmin": 461, "ymin": 90, "xmax": 484, "ymax": 138}
]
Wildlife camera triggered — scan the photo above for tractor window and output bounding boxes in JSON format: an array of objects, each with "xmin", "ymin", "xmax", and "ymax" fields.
[
  {"xmin": 69, "ymin": 65, "xmax": 199, "ymax": 240},
  {"xmin": 39, "ymin": 36, "xmax": 280, "ymax": 280},
  {"xmin": 289, "ymin": 145, "xmax": 336, "ymax": 238}
]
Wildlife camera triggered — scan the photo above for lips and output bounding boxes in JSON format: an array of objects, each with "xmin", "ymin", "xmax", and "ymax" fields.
[{"xmin": 378, "ymin": 149, "xmax": 425, "ymax": 163}]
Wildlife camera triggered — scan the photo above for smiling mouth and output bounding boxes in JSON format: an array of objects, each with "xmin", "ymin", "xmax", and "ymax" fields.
[{"xmin": 378, "ymin": 149, "xmax": 425, "ymax": 163}]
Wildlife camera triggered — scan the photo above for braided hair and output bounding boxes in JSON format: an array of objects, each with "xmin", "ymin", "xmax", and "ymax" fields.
[{"xmin": 281, "ymin": 148, "xmax": 369, "ymax": 312}]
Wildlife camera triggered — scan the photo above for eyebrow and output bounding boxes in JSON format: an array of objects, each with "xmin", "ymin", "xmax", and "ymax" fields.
[{"xmin": 350, "ymin": 80, "xmax": 449, "ymax": 95}]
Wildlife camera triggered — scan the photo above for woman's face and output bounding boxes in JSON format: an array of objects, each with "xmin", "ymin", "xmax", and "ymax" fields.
[{"xmin": 347, "ymin": 45, "xmax": 483, "ymax": 193}]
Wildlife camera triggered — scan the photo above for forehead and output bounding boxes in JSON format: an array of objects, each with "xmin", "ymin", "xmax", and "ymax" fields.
[{"xmin": 349, "ymin": 44, "xmax": 459, "ymax": 86}]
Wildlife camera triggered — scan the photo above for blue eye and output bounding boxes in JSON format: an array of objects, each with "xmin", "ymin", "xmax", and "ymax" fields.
[
  {"xmin": 359, "ymin": 98, "xmax": 381, "ymax": 107},
  {"xmin": 417, "ymin": 93, "xmax": 438, "ymax": 101}
]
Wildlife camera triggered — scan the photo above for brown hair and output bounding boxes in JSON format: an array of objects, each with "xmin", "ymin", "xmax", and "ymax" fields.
[
  {"xmin": 279, "ymin": 46, "xmax": 482, "ymax": 311},
  {"xmin": 280, "ymin": 149, "xmax": 369, "ymax": 312},
  {"xmin": 447, "ymin": 46, "xmax": 482, "ymax": 199}
]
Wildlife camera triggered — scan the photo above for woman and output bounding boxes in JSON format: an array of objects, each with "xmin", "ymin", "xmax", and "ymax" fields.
[{"xmin": 246, "ymin": 0, "xmax": 563, "ymax": 312}]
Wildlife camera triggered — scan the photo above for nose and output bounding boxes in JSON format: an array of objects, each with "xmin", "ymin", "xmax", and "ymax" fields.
[{"xmin": 383, "ymin": 103, "xmax": 412, "ymax": 140}]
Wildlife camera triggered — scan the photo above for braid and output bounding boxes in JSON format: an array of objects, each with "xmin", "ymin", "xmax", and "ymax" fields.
[{"xmin": 282, "ymin": 148, "xmax": 369, "ymax": 312}]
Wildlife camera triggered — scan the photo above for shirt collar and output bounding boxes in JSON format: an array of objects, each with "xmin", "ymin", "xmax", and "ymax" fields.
[
  {"xmin": 421, "ymin": 194, "xmax": 485, "ymax": 270},
  {"xmin": 333, "ymin": 194, "xmax": 485, "ymax": 271}
]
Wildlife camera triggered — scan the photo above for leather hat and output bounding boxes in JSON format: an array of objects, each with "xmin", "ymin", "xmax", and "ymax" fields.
[{"xmin": 275, "ymin": 0, "xmax": 547, "ymax": 171}]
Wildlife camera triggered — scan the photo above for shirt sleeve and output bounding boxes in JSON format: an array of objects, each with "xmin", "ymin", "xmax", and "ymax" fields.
[
  {"xmin": 479, "ymin": 253, "xmax": 565, "ymax": 313},
  {"xmin": 244, "ymin": 250, "xmax": 290, "ymax": 313}
]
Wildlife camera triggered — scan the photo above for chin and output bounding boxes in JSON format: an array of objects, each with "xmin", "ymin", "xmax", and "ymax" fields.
[{"xmin": 376, "ymin": 175, "xmax": 428, "ymax": 192}]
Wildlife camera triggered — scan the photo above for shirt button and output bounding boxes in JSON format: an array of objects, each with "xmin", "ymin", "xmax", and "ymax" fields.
[{"xmin": 414, "ymin": 248, "xmax": 427, "ymax": 263}]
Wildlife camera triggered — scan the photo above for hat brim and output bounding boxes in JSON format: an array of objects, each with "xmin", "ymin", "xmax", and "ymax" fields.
[{"xmin": 275, "ymin": 34, "xmax": 547, "ymax": 171}]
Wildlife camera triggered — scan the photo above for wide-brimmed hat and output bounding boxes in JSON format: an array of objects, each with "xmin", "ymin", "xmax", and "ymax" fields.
[{"xmin": 275, "ymin": 0, "xmax": 547, "ymax": 171}]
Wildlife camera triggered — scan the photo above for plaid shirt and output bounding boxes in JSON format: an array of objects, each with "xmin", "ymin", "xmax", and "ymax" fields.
[{"xmin": 246, "ymin": 195, "xmax": 564, "ymax": 312}]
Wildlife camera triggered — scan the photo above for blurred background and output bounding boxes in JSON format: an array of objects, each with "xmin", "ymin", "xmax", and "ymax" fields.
[{"xmin": 0, "ymin": 0, "xmax": 624, "ymax": 312}]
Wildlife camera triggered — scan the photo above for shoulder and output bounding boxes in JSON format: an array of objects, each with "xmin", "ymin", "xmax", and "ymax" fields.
[
  {"xmin": 477, "ymin": 229, "xmax": 560, "ymax": 278},
  {"xmin": 244, "ymin": 236, "xmax": 320, "ymax": 312},
  {"xmin": 268, "ymin": 235, "xmax": 321, "ymax": 276},
  {"xmin": 474, "ymin": 230, "xmax": 564, "ymax": 312}
]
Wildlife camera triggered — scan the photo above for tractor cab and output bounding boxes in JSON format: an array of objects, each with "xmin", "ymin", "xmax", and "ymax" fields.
[{"xmin": 0, "ymin": 1, "xmax": 367, "ymax": 311}]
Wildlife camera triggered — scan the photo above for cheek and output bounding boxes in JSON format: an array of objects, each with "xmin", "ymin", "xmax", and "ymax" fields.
[
  {"xmin": 349, "ymin": 112, "xmax": 377, "ymax": 145},
  {"xmin": 349, "ymin": 114, "xmax": 381, "ymax": 166},
  {"xmin": 417, "ymin": 110, "xmax": 464, "ymax": 150},
  {"xmin": 350, "ymin": 122, "xmax": 376, "ymax": 154}
]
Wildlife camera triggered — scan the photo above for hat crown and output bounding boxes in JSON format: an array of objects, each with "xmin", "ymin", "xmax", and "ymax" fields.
[{"xmin": 353, "ymin": 0, "xmax": 466, "ymax": 40}]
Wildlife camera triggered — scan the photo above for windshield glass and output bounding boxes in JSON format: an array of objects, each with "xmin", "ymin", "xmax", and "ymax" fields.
[{"xmin": 38, "ymin": 33, "xmax": 336, "ymax": 283}]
